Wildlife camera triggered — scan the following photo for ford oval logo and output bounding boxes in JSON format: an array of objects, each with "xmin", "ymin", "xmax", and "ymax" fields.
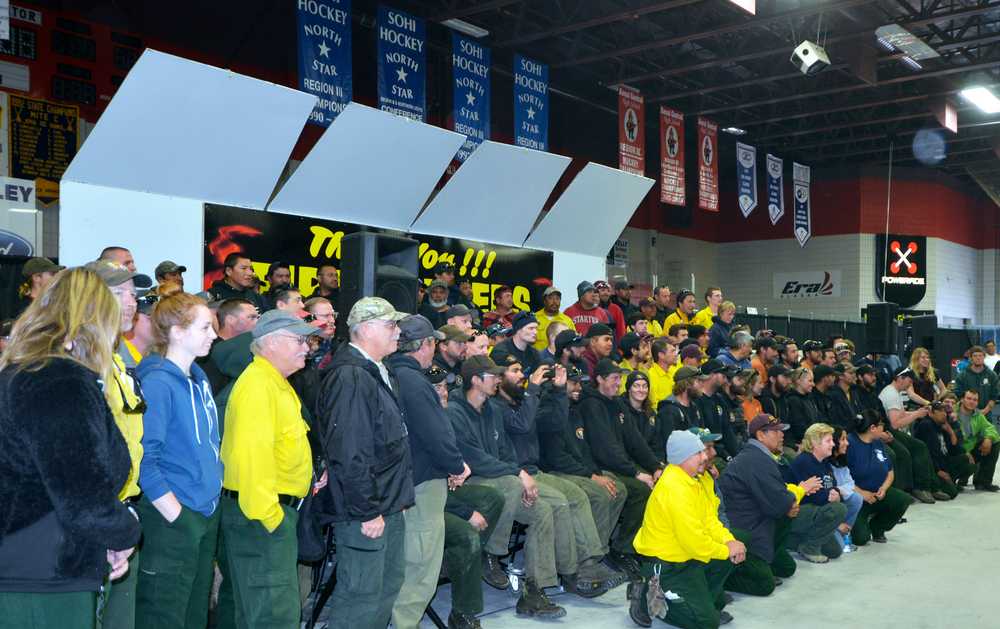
[{"xmin": 0, "ymin": 229, "xmax": 34, "ymax": 257}]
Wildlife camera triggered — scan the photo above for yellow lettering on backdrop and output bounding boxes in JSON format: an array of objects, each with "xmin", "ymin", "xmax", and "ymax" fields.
[{"xmin": 308, "ymin": 226, "xmax": 345, "ymax": 259}]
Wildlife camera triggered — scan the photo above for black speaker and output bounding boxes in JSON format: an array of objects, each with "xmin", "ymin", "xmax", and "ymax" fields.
[
  {"xmin": 866, "ymin": 302, "xmax": 899, "ymax": 355},
  {"xmin": 910, "ymin": 315, "xmax": 937, "ymax": 351},
  {"xmin": 339, "ymin": 232, "xmax": 419, "ymax": 321}
]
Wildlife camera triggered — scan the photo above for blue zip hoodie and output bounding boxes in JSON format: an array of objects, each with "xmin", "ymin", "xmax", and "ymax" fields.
[{"xmin": 137, "ymin": 354, "xmax": 223, "ymax": 516}]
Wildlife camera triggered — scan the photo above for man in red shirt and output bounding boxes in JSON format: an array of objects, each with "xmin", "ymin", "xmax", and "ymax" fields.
[
  {"xmin": 564, "ymin": 281, "xmax": 613, "ymax": 338},
  {"xmin": 595, "ymin": 280, "xmax": 626, "ymax": 341}
]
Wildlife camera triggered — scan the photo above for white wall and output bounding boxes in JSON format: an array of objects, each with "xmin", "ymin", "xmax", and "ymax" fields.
[
  {"xmin": 60, "ymin": 181, "xmax": 207, "ymax": 282},
  {"xmin": 552, "ymin": 250, "xmax": 607, "ymax": 299}
]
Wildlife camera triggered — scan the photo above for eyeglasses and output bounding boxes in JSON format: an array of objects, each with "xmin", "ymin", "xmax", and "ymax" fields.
[{"xmin": 278, "ymin": 333, "xmax": 311, "ymax": 345}]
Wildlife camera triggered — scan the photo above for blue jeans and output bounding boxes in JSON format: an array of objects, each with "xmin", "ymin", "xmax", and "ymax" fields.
[{"xmin": 834, "ymin": 491, "xmax": 864, "ymax": 547}]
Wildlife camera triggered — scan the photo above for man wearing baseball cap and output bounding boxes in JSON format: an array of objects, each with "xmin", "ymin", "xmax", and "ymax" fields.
[
  {"xmin": 879, "ymin": 365, "xmax": 938, "ymax": 504},
  {"xmin": 663, "ymin": 288, "xmax": 698, "ymax": 333},
  {"xmin": 434, "ymin": 324, "xmax": 471, "ymax": 387},
  {"xmin": 534, "ymin": 286, "xmax": 574, "ymax": 351},
  {"xmin": 752, "ymin": 337, "xmax": 779, "ymax": 383},
  {"xmin": 594, "ymin": 280, "xmax": 626, "ymax": 341},
  {"xmin": 318, "ymin": 297, "xmax": 413, "ymax": 629},
  {"xmin": 419, "ymin": 279, "xmax": 451, "ymax": 329},
  {"xmin": 719, "ymin": 414, "xmax": 823, "ymax": 596},
  {"xmin": 611, "ymin": 280, "xmax": 638, "ymax": 320},
  {"xmin": 444, "ymin": 303, "xmax": 474, "ymax": 333},
  {"xmin": 219, "ymin": 308, "xmax": 323, "ymax": 627},
  {"xmin": 655, "ymin": 366, "xmax": 707, "ymax": 454},
  {"xmin": 14, "ymin": 257, "xmax": 65, "ymax": 317},
  {"xmin": 154, "ymin": 260, "xmax": 187, "ymax": 289},
  {"xmin": 697, "ymin": 360, "xmax": 741, "ymax": 462},
  {"xmin": 386, "ymin": 316, "xmax": 471, "ymax": 629},
  {"xmin": 563, "ymin": 281, "xmax": 614, "ymax": 338},
  {"xmin": 553, "ymin": 329, "xmax": 589, "ymax": 375},
  {"xmin": 758, "ymin": 364, "xmax": 791, "ymax": 422},
  {"xmin": 632, "ymin": 430, "xmax": 743, "ymax": 629},
  {"xmin": 580, "ymin": 323, "xmax": 615, "ymax": 379}
]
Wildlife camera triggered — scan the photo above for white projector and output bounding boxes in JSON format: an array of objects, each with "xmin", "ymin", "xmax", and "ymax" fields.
[{"xmin": 791, "ymin": 40, "xmax": 830, "ymax": 75}]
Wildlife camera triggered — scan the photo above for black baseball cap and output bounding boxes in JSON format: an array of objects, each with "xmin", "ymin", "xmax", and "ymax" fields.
[
  {"xmin": 555, "ymin": 329, "xmax": 587, "ymax": 354},
  {"xmin": 802, "ymin": 339, "xmax": 823, "ymax": 351},
  {"xmin": 856, "ymin": 364, "xmax": 876, "ymax": 377},
  {"xmin": 461, "ymin": 355, "xmax": 506, "ymax": 381},
  {"xmin": 768, "ymin": 364, "xmax": 791, "ymax": 379},
  {"xmin": 812, "ymin": 365, "xmax": 836, "ymax": 381},
  {"xmin": 893, "ymin": 366, "xmax": 915, "ymax": 380},
  {"xmin": 586, "ymin": 323, "xmax": 614, "ymax": 339},
  {"xmin": 594, "ymin": 358, "xmax": 628, "ymax": 379},
  {"xmin": 756, "ymin": 337, "xmax": 777, "ymax": 350},
  {"xmin": 701, "ymin": 359, "xmax": 727, "ymax": 375}
]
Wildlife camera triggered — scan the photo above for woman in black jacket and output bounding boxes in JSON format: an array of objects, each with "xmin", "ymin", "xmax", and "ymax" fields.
[
  {"xmin": 620, "ymin": 371, "xmax": 660, "ymax": 461},
  {"xmin": 0, "ymin": 267, "xmax": 142, "ymax": 628},
  {"xmin": 784, "ymin": 367, "xmax": 820, "ymax": 449}
]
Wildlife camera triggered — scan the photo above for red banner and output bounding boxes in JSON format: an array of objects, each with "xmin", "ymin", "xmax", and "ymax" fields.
[
  {"xmin": 659, "ymin": 107, "xmax": 685, "ymax": 205},
  {"xmin": 618, "ymin": 85, "xmax": 645, "ymax": 176},
  {"xmin": 697, "ymin": 117, "xmax": 719, "ymax": 212}
]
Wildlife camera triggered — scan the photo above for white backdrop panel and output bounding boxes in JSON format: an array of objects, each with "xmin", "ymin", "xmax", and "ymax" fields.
[
  {"xmin": 269, "ymin": 103, "xmax": 466, "ymax": 230},
  {"xmin": 411, "ymin": 141, "xmax": 570, "ymax": 246},
  {"xmin": 552, "ymin": 250, "xmax": 608, "ymax": 298},
  {"xmin": 63, "ymin": 49, "xmax": 314, "ymax": 209},
  {"xmin": 60, "ymin": 181, "xmax": 205, "ymax": 282},
  {"xmin": 525, "ymin": 163, "xmax": 653, "ymax": 257}
]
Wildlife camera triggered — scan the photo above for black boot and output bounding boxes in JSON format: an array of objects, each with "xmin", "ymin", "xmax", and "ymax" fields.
[
  {"xmin": 605, "ymin": 550, "xmax": 643, "ymax": 582},
  {"xmin": 448, "ymin": 610, "xmax": 483, "ymax": 629},
  {"xmin": 516, "ymin": 579, "xmax": 567, "ymax": 619},
  {"xmin": 560, "ymin": 572, "xmax": 609, "ymax": 599},
  {"xmin": 627, "ymin": 580, "xmax": 652, "ymax": 628},
  {"xmin": 482, "ymin": 553, "xmax": 510, "ymax": 590}
]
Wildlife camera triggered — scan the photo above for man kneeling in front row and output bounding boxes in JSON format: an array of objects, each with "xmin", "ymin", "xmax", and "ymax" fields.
[{"xmin": 631, "ymin": 431, "xmax": 746, "ymax": 629}]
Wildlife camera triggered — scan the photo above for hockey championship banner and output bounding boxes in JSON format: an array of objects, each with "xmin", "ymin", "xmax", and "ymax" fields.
[
  {"xmin": 451, "ymin": 34, "xmax": 490, "ymax": 163},
  {"xmin": 766, "ymin": 153, "xmax": 784, "ymax": 225},
  {"xmin": 296, "ymin": 0, "xmax": 352, "ymax": 126},
  {"xmin": 697, "ymin": 117, "xmax": 718, "ymax": 211},
  {"xmin": 513, "ymin": 54, "xmax": 548, "ymax": 151},
  {"xmin": 376, "ymin": 5, "xmax": 426, "ymax": 121},
  {"xmin": 659, "ymin": 107, "xmax": 685, "ymax": 205},
  {"xmin": 618, "ymin": 85, "xmax": 645, "ymax": 176},
  {"xmin": 793, "ymin": 162, "xmax": 811, "ymax": 247},
  {"xmin": 736, "ymin": 141, "xmax": 757, "ymax": 218}
]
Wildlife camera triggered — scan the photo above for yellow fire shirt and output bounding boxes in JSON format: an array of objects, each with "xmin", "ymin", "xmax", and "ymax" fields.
[{"xmin": 222, "ymin": 356, "xmax": 312, "ymax": 532}]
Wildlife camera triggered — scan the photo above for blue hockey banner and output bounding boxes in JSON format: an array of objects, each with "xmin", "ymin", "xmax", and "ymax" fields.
[
  {"xmin": 513, "ymin": 54, "xmax": 548, "ymax": 151},
  {"xmin": 766, "ymin": 153, "xmax": 784, "ymax": 225},
  {"xmin": 736, "ymin": 142, "xmax": 757, "ymax": 218},
  {"xmin": 793, "ymin": 162, "xmax": 811, "ymax": 247},
  {"xmin": 296, "ymin": 0, "xmax": 352, "ymax": 127},
  {"xmin": 452, "ymin": 34, "xmax": 490, "ymax": 162},
  {"xmin": 377, "ymin": 5, "xmax": 426, "ymax": 121}
]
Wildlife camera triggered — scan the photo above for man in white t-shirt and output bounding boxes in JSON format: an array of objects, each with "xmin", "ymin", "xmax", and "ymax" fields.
[
  {"xmin": 984, "ymin": 340, "xmax": 1000, "ymax": 372},
  {"xmin": 879, "ymin": 367, "xmax": 939, "ymax": 503}
]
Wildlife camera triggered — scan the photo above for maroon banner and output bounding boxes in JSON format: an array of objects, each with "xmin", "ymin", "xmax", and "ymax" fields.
[
  {"xmin": 659, "ymin": 107, "xmax": 685, "ymax": 206},
  {"xmin": 697, "ymin": 117, "xmax": 719, "ymax": 212},
  {"xmin": 618, "ymin": 85, "xmax": 645, "ymax": 176}
]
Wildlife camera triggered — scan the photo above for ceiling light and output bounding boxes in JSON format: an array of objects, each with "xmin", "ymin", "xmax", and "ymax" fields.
[
  {"xmin": 722, "ymin": 126, "xmax": 747, "ymax": 136},
  {"xmin": 960, "ymin": 87, "xmax": 1000, "ymax": 114},
  {"xmin": 441, "ymin": 18, "xmax": 490, "ymax": 38},
  {"xmin": 875, "ymin": 24, "xmax": 939, "ymax": 60}
]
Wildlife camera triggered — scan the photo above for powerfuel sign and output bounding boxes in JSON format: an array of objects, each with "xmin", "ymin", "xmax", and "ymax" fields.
[{"xmin": 875, "ymin": 234, "xmax": 927, "ymax": 308}]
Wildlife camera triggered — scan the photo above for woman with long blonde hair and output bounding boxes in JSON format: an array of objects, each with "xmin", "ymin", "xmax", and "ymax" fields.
[
  {"xmin": 909, "ymin": 347, "xmax": 945, "ymax": 406},
  {"xmin": 0, "ymin": 267, "xmax": 141, "ymax": 628}
]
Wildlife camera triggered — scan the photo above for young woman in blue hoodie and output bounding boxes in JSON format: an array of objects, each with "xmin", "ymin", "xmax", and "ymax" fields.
[{"xmin": 135, "ymin": 293, "xmax": 223, "ymax": 629}]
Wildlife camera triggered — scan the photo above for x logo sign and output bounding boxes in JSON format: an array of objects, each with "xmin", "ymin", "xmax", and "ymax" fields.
[{"xmin": 889, "ymin": 240, "xmax": 918, "ymax": 275}]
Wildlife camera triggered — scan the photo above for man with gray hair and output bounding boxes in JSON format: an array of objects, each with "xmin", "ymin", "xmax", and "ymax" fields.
[
  {"xmin": 386, "ymin": 315, "xmax": 471, "ymax": 629},
  {"xmin": 318, "ymin": 297, "xmax": 413, "ymax": 629},
  {"xmin": 717, "ymin": 331, "xmax": 753, "ymax": 370}
]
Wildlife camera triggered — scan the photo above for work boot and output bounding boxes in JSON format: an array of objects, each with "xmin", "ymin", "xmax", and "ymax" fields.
[
  {"xmin": 932, "ymin": 490, "xmax": 952, "ymax": 501},
  {"xmin": 516, "ymin": 579, "xmax": 566, "ymax": 619},
  {"xmin": 605, "ymin": 550, "xmax": 643, "ymax": 582},
  {"xmin": 719, "ymin": 610, "xmax": 734, "ymax": 625},
  {"xmin": 560, "ymin": 572, "xmax": 608, "ymax": 599},
  {"xmin": 797, "ymin": 546, "xmax": 829, "ymax": 563},
  {"xmin": 577, "ymin": 557, "xmax": 628, "ymax": 589},
  {"xmin": 482, "ymin": 554, "xmax": 510, "ymax": 590},
  {"xmin": 912, "ymin": 489, "xmax": 936, "ymax": 504},
  {"xmin": 627, "ymin": 580, "xmax": 652, "ymax": 628},
  {"xmin": 975, "ymin": 483, "xmax": 1000, "ymax": 492},
  {"xmin": 448, "ymin": 610, "xmax": 482, "ymax": 629}
]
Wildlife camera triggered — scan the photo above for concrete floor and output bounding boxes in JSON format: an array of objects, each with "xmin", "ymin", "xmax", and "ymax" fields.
[{"xmin": 416, "ymin": 487, "xmax": 1000, "ymax": 629}]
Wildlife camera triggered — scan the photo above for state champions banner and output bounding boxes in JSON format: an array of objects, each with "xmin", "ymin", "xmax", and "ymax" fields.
[
  {"xmin": 202, "ymin": 204, "xmax": 554, "ymax": 313},
  {"xmin": 377, "ymin": 6, "xmax": 426, "ymax": 121},
  {"xmin": 659, "ymin": 107, "xmax": 685, "ymax": 205},
  {"xmin": 697, "ymin": 117, "xmax": 719, "ymax": 211},
  {"xmin": 766, "ymin": 153, "xmax": 784, "ymax": 225},
  {"xmin": 452, "ymin": 34, "xmax": 490, "ymax": 163},
  {"xmin": 296, "ymin": 0, "xmax": 352, "ymax": 127},
  {"xmin": 793, "ymin": 162, "xmax": 811, "ymax": 247},
  {"xmin": 618, "ymin": 85, "xmax": 644, "ymax": 176},
  {"xmin": 514, "ymin": 54, "xmax": 548, "ymax": 151},
  {"xmin": 736, "ymin": 142, "xmax": 757, "ymax": 218}
]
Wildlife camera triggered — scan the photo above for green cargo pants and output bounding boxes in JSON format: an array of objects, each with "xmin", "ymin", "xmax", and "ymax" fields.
[
  {"xmin": 536, "ymin": 472, "xmax": 605, "ymax": 563},
  {"xmin": 725, "ymin": 517, "xmax": 795, "ymax": 596},
  {"xmin": 218, "ymin": 497, "xmax": 300, "ymax": 629},
  {"xmin": 134, "ymin": 497, "xmax": 219, "ymax": 629},
  {"xmin": 0, "ymin": 591, "xmax": 96, "ymax": 629},
  {"xmin": 787, "ymin": 502, "xmax": 847, "ymax": 558},
  {"xmin": 327, "ymin": 511, "xmax": 405, "ymax": 629},
  {"xmin": 444, "ymin": 484, "xmax": 506, "ymax": 615},
  {"xmin": 972, "ymin": 441, "xmax": 1000, "ymax": 487},
  {"xmin": 391, "ymin": 479, "xmax": 448, "ymax": 629},
  {"xmin": 852, "ymin": 487, "xmax": 910, "ymax": 545},
  {"xmin": 888, "ymin": 429, "xmax": 936, "ymax": 491},
  {"xmin": 551, "ymin": 472, "xmax": 627, "ymax": 555},
  {"xmin": 608, "ymin": 472, "xmax": 651, "ymax": 554},
  {"xmin": 639, "ymin": 558, "xmax": 734, "ymax": 629},
  {"xmin": 99, "ymin": 546, "xmax": 138, "ymax": 629}
]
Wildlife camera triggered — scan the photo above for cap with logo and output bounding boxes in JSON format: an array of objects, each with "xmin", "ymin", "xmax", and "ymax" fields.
[
  {"xmin": 154, "ymin": 260, "xmax": 187, "ymax": 279},
  {"xmin": 346, "ymin": 296, "xmax": 409, "ymax": 327},
  {"xmin": 593, "ymin": 280, "xmax": 610, "ymax": 290},
  {"xmin": 433, "ymin": 261, "xmax": 456, "ymax": 274},
  {"xmin": 22, "ymin": 257, "xmax": 65, "ymax": 277},
  {"xmin": 690, "ymin": 427, "xmax": 723, "ymax": 443},
  {"xmin": 566, "ymin": 365, "xmax": 590, "ymax": 382},
  {"xmin": 554, "ymin": 329, "xmax": 587, "ymax": 354},
  {"xmin": 461, "ymin": 355, "xmax": 506, "ymax": 382},
  {"xmin": 397, "ymin": 314, "xmax": 446, "ymax": 344},
  {"xmin": 893, "ymin": 366, "xmax": 915, "ymax": 380},
  {"xmin": 833, "ymin": 363, "xmax": 855, "ymax": 375},
  {"xmin": 424, "ymin": 366, "xmax": 448, "ymax": 385},
  {"xmin": 802, "ymin": 339, "xmax": 823, "ymax": 352},
  {"xmin": 253, "ymin": 309, "xmax": 323, "ymax": 339},
  {"xmin": 674, "ymin": 366, "xmax": 704, "ymax": 383},
  {"xmin": 83, "ymin": 260, "xmax": 153, "ymax": 290},
  {"xmin": 748, "ymin": 413, "xmax": 790, "ymax": 435},
  {"xmin": 543, "ymin": 286, "xmax": 562, "ymax": 298},
  {"xmin": 438, "ymin": 324, "xmax": 472, "ymax": 342},
  {"xmin": 675, "ymin": 288, "xmax": 695, "ymax": 305}
]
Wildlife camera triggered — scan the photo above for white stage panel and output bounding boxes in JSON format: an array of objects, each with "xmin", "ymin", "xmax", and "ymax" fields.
[
  {"xmin": 525, "ymin": 163, "xmax": 653, "ymax": 257},
  {"xmin": 63, "ymin": 49, "xmax": 314, "ymax": 209},
  {"xmin": 269, "ymin": 103, "xmax": 465, "ymax": 230},
  {"xmin": 411, "ymin": 141, "xmax": 570, "ymax": 247}
]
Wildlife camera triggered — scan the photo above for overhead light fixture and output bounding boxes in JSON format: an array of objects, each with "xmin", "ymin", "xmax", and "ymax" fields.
[
  {"xmin": 960, "ymin": 87, "xmax": 1000, "ymax": 114},
  {"xmin": 900, "ymin": 56, "xmax": 922, "ymax": 71},
  {"xmin": 875, "ymin": 24, "xmax": 938, "ymax": 67},
  {"xmin": 722, "ymin": 126, "xmax": 747, "ymax": 136},
  {"xmin": 441, "ymin": 18, "xmax": 490, "ymax": 38}
]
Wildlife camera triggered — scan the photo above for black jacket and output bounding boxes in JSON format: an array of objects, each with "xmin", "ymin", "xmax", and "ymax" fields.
[
  {"xmin": 318, "ymin": 345, "xmax": 414, "ymax": 522},
  {"xmin": 784, "ymin": 390, "xmax": 819, "ymax": 444},
  {"xmin": 418, "ymin": 302, "xmax": 448, "ymax": 329},
  {"xmin": 538, "ymin": 390, "xmax": 601, "ymax": 478},
  {"xmin": 578, "ymin": 386, "xmax": 660, "ymax": 477},
  {"xmin": 385, "ymin": 353, "xmax": 465, "ymax": 486},
  {"xmin": 208, "ymin": 279, "xmax": 265, "ymax": 312},
  {"xmin": 826, "ymin": 386, "xmax": 860, "ymax": 430},
  {"xmin": 707, "ymin": 316, "xmax": 734, "ymax": 359},
  {"xmin": 496, "ymin": 384, "xmax": 543, "ymax": 470},
  {"xmin": 913, "ymin": 417, "xmax": 952, "ymax": 472},
  {"xmin": 0, "ymin": 359, "xmax": 142, "ymax": 592},
  {"xmin": 447, "ymin": 396, "xmax": 524, "ymax": 478},
  {"xmin": 717, "ymin": 441, "xmax": 796, "ymax": 563},
  {"xmin": 758, "ymin": 387, "xmax": 787, "ymax": 422},
  {"xmin": 698, "ymin": 392, "xmax": 740, "ymax": 460},
  {"xmin": 853, "ymin": 384, "xmax": 886, "ymax": 422},
  {"xmin": 811, "ymin": 388, "xmax": 834, "ymax": 423},
  {"xmin": 655, "ymin": 396, "xmax": 703, "ymax": 454},
  {"xmin": 620, "ymin": 395, "xmax": 661, "ymax": 462}
]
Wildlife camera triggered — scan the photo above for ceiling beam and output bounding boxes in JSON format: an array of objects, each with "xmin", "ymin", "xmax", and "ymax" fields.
[{"xmin": 430, "ymin": 0, "xmax": 522, "ymax": 21}]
